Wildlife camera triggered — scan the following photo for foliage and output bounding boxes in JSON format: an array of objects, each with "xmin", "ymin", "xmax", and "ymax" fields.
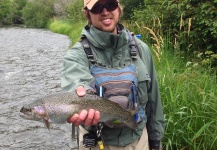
[
  {"xmin": 130, "ymin": 1, "xmax": 162, "ymax": 23},
  {"xmin": 153, "ymin": 35, "xmax": 217, "ymax": 150},
  {"xmin": 129, "ymin": 0, "xmax": 217, "ymax": 68},
  {"xmin": 65, "ymin": 0, "xmax": 86, "ymax": 23},
  {"xmin": 11, "ymin": 0, "xmax": 27, "ymax": 24},
  {"xmin": 0, "ymin": 0, "xmax": 13, "ymax": 25},
  {"xmin": 48, "ymin": 19, "xmax": 86, "ymax": 45},
  {"xmin": 121, "ymin": 0, "xmax": 144, "ymax": 20},
  {"xmin": 22, "ymin": 0, "xmax": 54, "ymax": 28},
  {"xmin": 126, "ymin": 20, "xmax": 217, "ymax": 149},
  {"xmin": 201, "ymin": 51, "xmax": 217, "ymax": 68},
  {"xmin": 161, "ymin": 0, "xmax": 217, "ymax": 54},
  {"xmin": 0, "ymin": 0, "xmax": 27, "ymax": 25},
  {"xmin": 158, "ymin": 57, "xmax": 217, "ymax": 149}
]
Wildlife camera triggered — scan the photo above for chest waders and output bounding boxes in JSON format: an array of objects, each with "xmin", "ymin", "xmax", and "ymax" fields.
[{"xmin": 72, "ymin": 31, "xmax": 145, "ymax": 150}]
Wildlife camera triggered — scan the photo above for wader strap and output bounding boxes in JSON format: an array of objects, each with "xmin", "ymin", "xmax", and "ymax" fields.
[
  {"xmin": 129, "ymin": 39, "xmax": 137, "ymax": 59},
  {"xmin": 132, "ymin": 33, "xmax": 142, "ymax": 58},
  {"xmin": 80, "ymin": 37, "xmax": 96, "ymax": 63},
  {"xmin": 71, "ymin": 124, "xmax": 79, "ymax": 149},
  {"xmin": 81, "ymin": 32, "xmax": 141, "ymax": 64},
  {"xmin": 129, "ymin": 32, "xmax": 142, "ymax": 59}
]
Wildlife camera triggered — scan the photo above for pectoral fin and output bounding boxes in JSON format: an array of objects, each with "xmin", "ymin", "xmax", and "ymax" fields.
[
  {"xmin": 43, "ymin": 118, "xmax": 50, "ymax": 130},
  {"xmin": 42, "ymin": 113, "xmax": 50, "ymax": 131}
]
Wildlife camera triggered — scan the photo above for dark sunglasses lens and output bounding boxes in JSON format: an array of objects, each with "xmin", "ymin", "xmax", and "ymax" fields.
[
  {"xmin": 91, "ymin": 2, "xmax": 118, "ymax": 14},
  {"xmin": 91, "ymin": 5, "xmax": 103, "ymax": 14},
  {"xmin": 107, "ymin": 2, "xmax": 118, "ymax": 11}
]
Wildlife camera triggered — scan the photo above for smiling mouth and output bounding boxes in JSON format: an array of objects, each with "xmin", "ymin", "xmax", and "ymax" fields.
[{"xmin": 102, "ymin": 18, "xmax": 112, "ymax": 25}]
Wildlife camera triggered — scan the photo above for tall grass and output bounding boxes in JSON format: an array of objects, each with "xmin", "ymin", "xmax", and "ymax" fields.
[
  {"xmin": 132, "ymin": 22, "xmax": 217, "ymax": 149},
  {"xmin": 158, "ymin": 48, "xmax": 217, "ymax": 150},
  {"xmin": 47, "ymin": 19, "xmax": 86, "ymax": 45},
  {"xmin": 47, "ymin": 19, "xmax": 217, "ymax": 149}
]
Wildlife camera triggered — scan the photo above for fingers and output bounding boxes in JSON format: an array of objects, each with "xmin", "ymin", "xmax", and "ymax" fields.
[
  {"xmin": 69, "ymin": 86, "xmax": 100, "ymax": 126},
  {"xmin": 67, "ymin": 109, "xmax": 100, "ymax": 126},
  {"xmin": 67, "ymin": 113, "xmax": 79, "ymax": 123},
  {"xmin": 84, "ymin": 109, "xmax": 100, "ymax": 126},
  {"xmin": 92, "ymin": 110, "xmax": 100, "ymax": 125},
  {"xmin": 74, "ymin": 110, "xmax": 88, "ymax": 126},
  {"xmin": 76, "ymin": 86, "xmax": 86, "ymax": 96},
  {"xmin": 67, "ymin": 110, "xmax": 88, "ymax": 126}
]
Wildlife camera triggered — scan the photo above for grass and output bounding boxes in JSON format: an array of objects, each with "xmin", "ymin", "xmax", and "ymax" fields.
[
  {"xmin": 47, "ymin": 19, "xmax": 217, "ymax": 150},
  {"xmin": 47, "ymin": 19, "xmax": 87, "ymax": 45},
  {"xmin": 146, "ymin": 24, "xmax": 217, "ymax": 149},
  {"xmin": 158, "ymin": 50, "xmax": 217, "ymax": 149}
]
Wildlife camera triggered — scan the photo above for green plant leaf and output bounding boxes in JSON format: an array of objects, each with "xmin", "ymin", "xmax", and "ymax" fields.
[{"xmin": 192, "ymin": 121, "xmax": 214, "ymax": 141}]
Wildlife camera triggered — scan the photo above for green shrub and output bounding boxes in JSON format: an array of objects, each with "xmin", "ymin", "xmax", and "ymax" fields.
[
  {"xmin": 129, "ymin": 0, "xmax": 217, "ymax": 68},
  {"xmin": 22, "ymin": 0, "xmax": 54, "ymax": 28},
  {"xmin": 161, "ymin": 0, "xmax": 217, "ymax": 54},
  {"xmin": 12, "ymin": 0, "xmax": 27, "ymax": 24},
  {"xmin": 121, "ymin": 0, "xmax": 144, "ymax": 20},
  {"xmin": 65, "ymin": 0, "xmax": 85, "ymax": 23},
  {"xmin": 0, "ymin": 0, "xmax": 13, "ymax": 25}
]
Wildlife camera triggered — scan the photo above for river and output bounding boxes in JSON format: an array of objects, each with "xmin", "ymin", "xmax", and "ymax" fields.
[{"xmin": 0, "ymin": 27, "xmax": 77, "ymax": 150}]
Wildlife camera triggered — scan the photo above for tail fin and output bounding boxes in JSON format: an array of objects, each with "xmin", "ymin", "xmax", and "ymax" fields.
[{"xmin": 123, "ymin": 110, "xmax": 138, "ymax": 129}]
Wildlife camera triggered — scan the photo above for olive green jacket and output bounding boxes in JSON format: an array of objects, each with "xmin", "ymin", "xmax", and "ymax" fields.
[{"xmin": 61, "ymin": 24, "xmax": 165, "ymax": 147}]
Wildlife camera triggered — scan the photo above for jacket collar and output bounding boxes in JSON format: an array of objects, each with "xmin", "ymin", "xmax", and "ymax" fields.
[{"xmin": 82, "ymin": 24, "xmax": 129, "ymax": 50}]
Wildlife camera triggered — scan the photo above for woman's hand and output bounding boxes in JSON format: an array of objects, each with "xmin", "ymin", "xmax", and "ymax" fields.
[{"xmin": 67, "ymin": 86, "xmax": 100, "ymax": 126}]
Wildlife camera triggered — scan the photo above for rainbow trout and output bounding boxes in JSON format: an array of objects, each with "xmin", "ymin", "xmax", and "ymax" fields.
[{"xmin": 20, "ymin": 92, "xmax": 138, "ymax": 129}]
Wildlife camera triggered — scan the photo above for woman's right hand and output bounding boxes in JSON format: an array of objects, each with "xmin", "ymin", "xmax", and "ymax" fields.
[{"xmin": 67, "ymin": 86, "xmax": 100, "ymax": 126}]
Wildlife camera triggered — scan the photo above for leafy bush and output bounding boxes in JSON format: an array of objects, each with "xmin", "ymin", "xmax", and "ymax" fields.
[
  {"xmin": 129, "ymin": 0, "xmax": 217, "ymax": 68},
  {"xmin": 0, "ymin": 0, "xmax": 13, "ymax": 25},
  {"xmin": 121, "ymin": 0, "xmax": 144, "ymax": 20},
  {"xmin": 65, "ymin": 0, "xmax": 86, "ymax": 23},
  {"xmin": 22, "ymin": 0, "xmax": 54, "ymax": 28},
  {"xmin": 161, "ymin": 0, "xmax": 217, "ymax": 54},
  {"xmin": 12, "ymin": 0, "xmax": 27, "ymax": 24}
]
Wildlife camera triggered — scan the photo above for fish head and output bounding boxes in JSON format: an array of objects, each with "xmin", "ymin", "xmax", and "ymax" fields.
[{"xmin": 20, "ymin": 105, "xmax": 46, "ymax": 121}]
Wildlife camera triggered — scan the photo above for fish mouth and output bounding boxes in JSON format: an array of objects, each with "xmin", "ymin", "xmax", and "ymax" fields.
[
  {"xmin": 19, "ymin": 112, "xmax": 33, "ymax": 120},
  {"xmin": 20, "ymin": 106, "xmax": 33, "ymax": 120}
]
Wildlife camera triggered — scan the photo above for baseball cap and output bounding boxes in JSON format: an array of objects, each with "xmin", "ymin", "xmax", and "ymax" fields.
[
  {"xmin": 84, "ymin": 0, "xmax": 98, "ymax": 10},
  {"xmin": 84, "ymin": 0, "xmax": 119, "ymax": 10}
]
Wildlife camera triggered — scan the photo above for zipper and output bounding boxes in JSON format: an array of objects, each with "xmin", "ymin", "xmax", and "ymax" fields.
[{"xmin": 94, "ymin": 71, "xmax": 137, "ymax": 78}]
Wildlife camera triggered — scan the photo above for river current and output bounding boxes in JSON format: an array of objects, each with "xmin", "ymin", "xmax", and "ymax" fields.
[{"xmin": 0, "ymin": 27, "xmax": 77, "ymax": 150}]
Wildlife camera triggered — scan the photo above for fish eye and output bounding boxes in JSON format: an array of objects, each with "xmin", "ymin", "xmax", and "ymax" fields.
[
  {"xmin": 25, "ymin": 108, "xmax": 32, "ymax": 112},
  {"xmin": 20, "ymin": 107, "xmax": 31, "ymax": 113}
]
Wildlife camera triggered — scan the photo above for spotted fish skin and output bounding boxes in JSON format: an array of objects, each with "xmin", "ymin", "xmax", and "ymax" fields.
[{"xmin": 20, "ymin": 92, "xmax": 138, "ymax": 129}]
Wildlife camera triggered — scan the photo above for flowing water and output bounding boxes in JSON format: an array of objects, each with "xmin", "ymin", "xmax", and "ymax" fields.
[{"xmin": 0, "ymin": 27, "xmax": 77, "ymax": 150}]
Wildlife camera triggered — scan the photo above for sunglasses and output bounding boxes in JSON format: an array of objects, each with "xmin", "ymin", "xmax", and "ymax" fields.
[{"xmin": 90, "ymin": 1, "xmax": 119, "ymax": 14}]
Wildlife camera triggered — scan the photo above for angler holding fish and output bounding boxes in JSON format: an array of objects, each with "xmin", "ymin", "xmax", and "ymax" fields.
[
  {"xmin": 60, "ymin": 0, "xmax": 165, "ymax": 149},
  {"xmin": 20, "ymin": 0, "xmax": 165, "ymax": 150}
]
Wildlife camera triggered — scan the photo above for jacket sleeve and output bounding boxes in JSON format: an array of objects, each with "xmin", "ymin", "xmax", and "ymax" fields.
[
  {"xmin": 137, "ymin": 39, "xmax": 165, "ymax": 149},
  {"xmin": 61, "ymin": 42, "xmax": 95, "ymax": 92}
]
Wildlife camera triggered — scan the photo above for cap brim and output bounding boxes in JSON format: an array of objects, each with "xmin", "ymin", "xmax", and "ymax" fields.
[{"xmin": 86, "ymin": 0, "xmax": 98, "ymax": 10}]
